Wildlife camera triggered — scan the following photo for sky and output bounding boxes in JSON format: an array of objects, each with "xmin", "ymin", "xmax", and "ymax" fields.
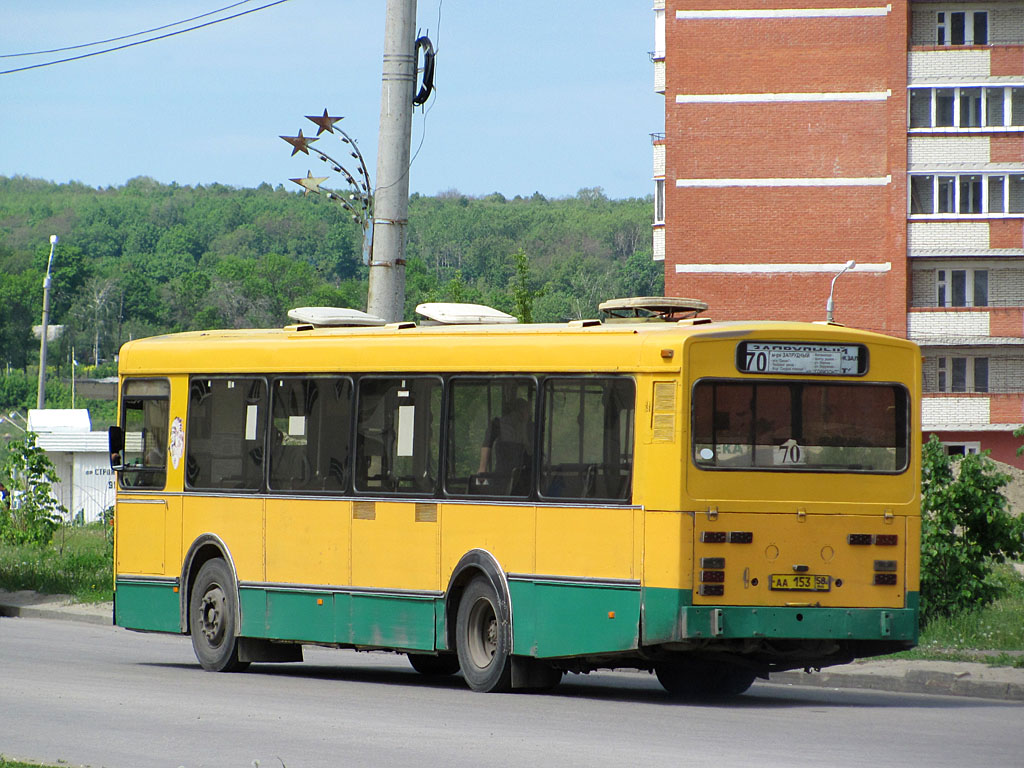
[{"xmin": 0, "ymin": 0, "xmax": 662, "ymax": 200}]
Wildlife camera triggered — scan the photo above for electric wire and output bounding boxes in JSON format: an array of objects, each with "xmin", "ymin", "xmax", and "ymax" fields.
[
  {"xmin": 0, "ymin": 0, "xmax": 260, "ymax": 58},
  {"xmin": 0, "ymin": 0, "xmax": 293, "ymax": 76}
]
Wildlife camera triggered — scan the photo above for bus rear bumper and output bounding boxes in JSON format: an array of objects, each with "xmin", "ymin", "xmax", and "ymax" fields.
[{"xmin": 678, "ymin": 600, "xmax": 919, "ymax": 644}]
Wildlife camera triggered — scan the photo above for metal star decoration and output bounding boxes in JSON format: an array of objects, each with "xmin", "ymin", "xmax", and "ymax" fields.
[
  {"xmin": 306, "ymin": 109, "xmax": 343, "ymax": 136},
  {"xmin": 290, "ymin": 170, "xmax": 329, "ymax": 195},
  {"xmin": 279, "ymin": 129, "xmax": 318, "ymax": 156}
]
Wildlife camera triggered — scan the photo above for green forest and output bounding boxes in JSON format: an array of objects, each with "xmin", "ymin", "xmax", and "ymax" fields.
[{"xmin": 0, "ymin": 175, "xmax": 661, "ymax": 419}]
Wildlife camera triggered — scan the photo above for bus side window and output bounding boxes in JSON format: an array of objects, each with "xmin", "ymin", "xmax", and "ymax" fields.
[
  {"xmin": 119, "ymin": 379, "xmax": 170, "ymax": 490},
  {"xmin": 186, "ymin": 377, "xmax": 267, "ymax": 491},
  {"xmin": 540, "ymin": 377, "xmax": 635, "ymax": 502},
  {"xmin": 269, "ymin": 377, "xmax": 352, "ymax": 492},
  {"xmin": 446, "ymin": 377, "xmax": 536, "ymax": 498},
  {"xmin": 355, "ymin": 377, "xmax": 441, "ymax": 495}
]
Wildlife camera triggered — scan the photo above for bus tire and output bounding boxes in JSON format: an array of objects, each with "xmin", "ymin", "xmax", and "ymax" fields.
[
  {"xmin": 655, "ymin": 659, "xmax": 755, "ymax": 698},
  {"xmin": 189, "ymin": 559, "xmax": 249, "ymax": 673},
  {"xmin": 407, "ymin": 652, "xmax": 460, "ymax": 677},
  {"xmin": 455, "ymin": 576, "xmax": 512, "ymax": 692}
]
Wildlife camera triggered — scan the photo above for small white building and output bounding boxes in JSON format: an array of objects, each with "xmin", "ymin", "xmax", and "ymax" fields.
[{"xmin": 27, "ymin": 409, "xmax": 114, "ymax": 524}]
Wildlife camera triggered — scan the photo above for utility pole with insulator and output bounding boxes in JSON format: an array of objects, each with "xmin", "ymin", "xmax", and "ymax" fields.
[{"xmin": 367, "ymin": 0, "xmax": 418, "ymax": 322}]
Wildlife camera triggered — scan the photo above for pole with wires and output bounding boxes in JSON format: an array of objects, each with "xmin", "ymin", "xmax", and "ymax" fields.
[{"xmin": 367, "ymin": 0, "xmax": 418, "ymax": 323}]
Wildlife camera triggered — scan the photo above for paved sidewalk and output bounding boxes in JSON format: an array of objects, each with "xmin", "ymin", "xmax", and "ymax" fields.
[{"xmin": 2, "ymin": 590, "xmax": 1022, "ymax": 701}]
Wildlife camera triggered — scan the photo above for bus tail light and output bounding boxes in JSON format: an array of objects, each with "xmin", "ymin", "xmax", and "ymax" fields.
[
  {"xmin": 699, "ymin": 584, "xmax": 724, "ymax": 597},
  {"xmin": 874, "ymin": 534, "xmax": 898, "ymax": 546},
  {"xmin": 874, "ymin": 573, "xmax": 898, "ymax": 586}
]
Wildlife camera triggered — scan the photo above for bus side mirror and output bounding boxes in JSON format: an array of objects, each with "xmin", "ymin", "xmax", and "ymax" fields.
[{"xmin": 108, "ymin": 426, "xmax": 125, "ymax": 470}]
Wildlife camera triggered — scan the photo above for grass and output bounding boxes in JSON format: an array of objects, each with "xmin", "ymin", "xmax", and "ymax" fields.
[
  {"xmin": 0, "ymin": 522, "xmax": 113, "ymax": 602},
  {"xmin": 887, "ymin": 562, "xmax": 1024, "ymax": 667}
]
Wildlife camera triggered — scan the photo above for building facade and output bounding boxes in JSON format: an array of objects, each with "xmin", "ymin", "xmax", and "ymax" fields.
[{"xmin": 653, "ymin": 0, "xmax": 1024, "ymax": 467}]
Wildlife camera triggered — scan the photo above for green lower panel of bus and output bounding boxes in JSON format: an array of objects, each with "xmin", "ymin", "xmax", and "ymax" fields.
[
  {"xmin": 508, "ymin": 579, "xmax": 642, "ymax": 658},
  {"xmin": 642, "ymin": 587, "xmax": 919, "ymax": 643},
  {"xmin": 114, "ymin": 578, "xmax": 181, "ymax": 633},
  {"xmin": 240, "ymin": 587, "xmax": 438, "ymax": 650}
]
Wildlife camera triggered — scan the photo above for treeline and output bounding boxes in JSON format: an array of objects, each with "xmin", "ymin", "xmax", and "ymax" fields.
[{"xmin": 0, "ymin": 176, "xmax": 661, "ymax": 378}]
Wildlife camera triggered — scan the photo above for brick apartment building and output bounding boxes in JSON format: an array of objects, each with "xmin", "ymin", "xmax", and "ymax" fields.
[{"xmin": 651, "ymin": 0, "xmax": 1024, "ymax": 468}]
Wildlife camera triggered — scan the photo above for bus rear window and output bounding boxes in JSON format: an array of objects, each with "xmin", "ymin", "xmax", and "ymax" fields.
[{"xmin": 692, "ymin": 380, "xmax": 909, "ymax": 473}]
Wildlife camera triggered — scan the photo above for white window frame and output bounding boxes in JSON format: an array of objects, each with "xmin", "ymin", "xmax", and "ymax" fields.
[
  {"xmin": 936, "ymin": 268, "xmax": 988, "ymax": 307},
  {"xmin": 654, "ymin": 179, "xmax": 665, "ymax": 225},
  {"xmin": 908, "ymin": 86, "xmax": 1024, "ymax": 131},
  {"xmin": 934, "ymin": 356, "xmax": 989, "ymax": 393},
  {"xmin": 934, "ymin": 8, "xmax": 989, "ymax": 46},
  {"xmin": 909, "ymin": 173, "xmax": 1024, "ymax": 217}
]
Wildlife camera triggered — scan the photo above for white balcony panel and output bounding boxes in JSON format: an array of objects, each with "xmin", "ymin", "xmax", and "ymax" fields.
[
  {"xmin": 908, "ymin": 51, "xmax": 990, "ymax": 82},
  {"xmin": 922, "ymin": 396, "xmax": 991, "ymax": 426},
  {"xmin": 653, "ymin": 143, "xmax": 665, "ymax": 177},
  {"xmin": 653, "ymin": 226, "xmax": 665, "ymax": 261},
  {"xmin": 907, "ymin": 222, "xmax": 989, "ymax": 251},
  {"xmin": 654, "ymin": 60, "xmax": 665, "ymax": 94},
  {"xmin": 908, "ymin": 137, "xmax": 990, "ymax": 166},
  {"xmin": 908, "ymin": 311, "xmax": 991, "ymax": 338}
]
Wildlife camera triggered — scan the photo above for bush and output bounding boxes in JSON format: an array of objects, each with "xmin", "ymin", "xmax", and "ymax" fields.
[
  {"xmin": 0, "ymin": 432, "xmax": 66, "ymax": 546},
  {"xmin": 920, "ymin": 435, "xmax": 1024, "ymax": 624}
]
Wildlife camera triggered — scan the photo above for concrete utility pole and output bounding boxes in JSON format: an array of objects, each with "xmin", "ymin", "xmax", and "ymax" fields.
[
  {"xmin": 37, "ymin": 234, "xmax": 58, "ymax": 410},
  {"xmin": 367, "ymin": 0, "xmax": 418, "ymax": 323}
]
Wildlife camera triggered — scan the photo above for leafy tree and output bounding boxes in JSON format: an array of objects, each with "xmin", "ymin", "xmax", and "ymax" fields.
[
  {"xmin": 919, "ymin": 435, "xmax": 1024, "ymax": 624},
  {"xmin": 510, "ymin": 249, "xmax": 544, "ymax": 323},
  {"xmin": 0, "ymin": 432, "xmax": 65, "ymax": 546}
]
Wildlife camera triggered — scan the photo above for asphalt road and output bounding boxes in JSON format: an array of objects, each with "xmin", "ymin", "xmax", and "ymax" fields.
[{"xmin": 1, "ymin": 616, "xmax": 1021, "ymax": 768}]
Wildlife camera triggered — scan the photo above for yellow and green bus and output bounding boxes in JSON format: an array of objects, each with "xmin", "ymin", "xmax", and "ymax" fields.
[{"xmin": 109, "ymin": 303, "xmax": 920, "ymax": 695}]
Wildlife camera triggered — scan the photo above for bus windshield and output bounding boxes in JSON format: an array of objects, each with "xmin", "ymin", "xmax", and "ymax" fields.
[{"xmin": 692, "ymin": 380, "xmax": 909, "ymax": 473}]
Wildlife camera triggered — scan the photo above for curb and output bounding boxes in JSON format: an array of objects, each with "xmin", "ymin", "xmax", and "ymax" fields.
[
  {"xmin": 0, "ymin": 601, "xmax": 112, "ymax": 627},
  {"xmin": 770, "ymin": 667, "xmax": 1024, "ymax": 702}
]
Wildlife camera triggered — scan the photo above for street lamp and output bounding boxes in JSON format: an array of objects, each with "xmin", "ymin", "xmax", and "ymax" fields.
[
  {"xmin": 36, "ymin": 234, "xmax": 58, "ymax": 410},
  {"xmin": 826, "ymin": 260, "xmax": 856, "ymax": 324}
]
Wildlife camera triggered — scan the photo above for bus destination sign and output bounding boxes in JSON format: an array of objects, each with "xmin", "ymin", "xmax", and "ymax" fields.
[{"xmin": 737, "ymin": 341, "xmax": 867, "ymax": 376}]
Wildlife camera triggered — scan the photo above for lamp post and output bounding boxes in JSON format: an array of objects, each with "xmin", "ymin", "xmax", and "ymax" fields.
[
  {"xmin": 826, "ymin": 259, "xmax": 856, "ymax": 324},
  {"xmin": 36, "ymin": 234, "xmax": 58, "ymax": 410}
]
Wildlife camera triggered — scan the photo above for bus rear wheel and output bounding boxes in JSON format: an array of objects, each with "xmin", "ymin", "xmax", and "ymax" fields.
[
  {"xmin": 655, "ymin": 659, "xmax": 755, "ymax": 698},
  {"xmin": 189, "ymin": 559, "xmax": 249, "ymax": 673},
  {"xmin": 407, "ymin": 652, "xmax": 460, "ymax": 676},
  {"xmin": 455, "ymin": 576, "xmax": 512, "ymax": 692}
]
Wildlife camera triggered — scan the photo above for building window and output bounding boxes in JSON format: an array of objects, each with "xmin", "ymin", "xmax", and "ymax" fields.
[
  {"xmin": 936, "ymin": 10, "xmax": 988, "ymax": 45},
  {"xmin": 908, "ymin": 86, "xmax": 1024, "ymax": 129},
  {"xmin": 654, "ymin": 179, "xmax": 665, "ymax": 224},
  {"xmin": 936, "ymin": 269, "xmax": 988, "ymax": 307},
  {"xmin": 934, "ymin": 357, "xmax": 989, "ymax": 393},
  {"xmin": 942, "ymin": 441, "xmax": 981, "ymax": 456},
  {"xmin": 910, "ymin": 174, "xmax": 1024, "ymax": 215}
]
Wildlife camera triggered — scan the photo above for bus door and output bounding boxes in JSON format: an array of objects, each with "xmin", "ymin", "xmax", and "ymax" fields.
[
  {"xmin": 525, "ymin": 377, "xmax": 640, "ymax": 658},
  {"xmin": 264, "ymin": 377, "xmax": 354, "ymax": 643},
  {"xmin": 348, "ymin": 376, "xmax": 443, "ymax": 650}
]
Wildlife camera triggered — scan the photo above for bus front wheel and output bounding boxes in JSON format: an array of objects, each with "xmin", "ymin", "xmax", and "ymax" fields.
[
  {"xmin": 655, "ymin": 659, "xmax": 755, "ymax": 698},
  {"xmin": 455, "ymin": 576, "xmax": 512, "ymax": 692},
  {"xmin": 189, "ymin": 559, "xmax": 249, "ymax": 673}
]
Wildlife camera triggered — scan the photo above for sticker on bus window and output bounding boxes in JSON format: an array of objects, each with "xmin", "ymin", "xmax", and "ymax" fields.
[
  {"xmin": 170, "ymin": 417, "xmax": 184, "ymax": 470},
  {"xmin": 397, "ymin": 404, "xmax": 415, "ymax": 456},
  {"xmin": 288, "ymin": 416, "xmax": 306, "ymax": 437},
  {"xmin": 774, "ymin": 439, "xmax": 805, "ymax": 466},
  {"xmin": 245, "ymin": 405, "xmax": 258, "ymax": 441}
]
